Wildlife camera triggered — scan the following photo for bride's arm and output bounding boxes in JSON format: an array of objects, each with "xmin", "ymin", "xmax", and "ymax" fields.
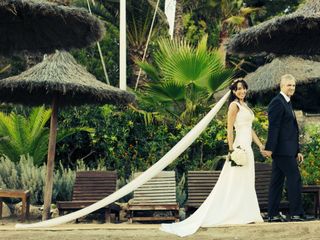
[
  {"xmin": 227, "ymin": 102, "xmax": 238, "ymax": 152},
  {"xmin": 252, "ymin": 130, "xmax": 264, "ymax": 151}
]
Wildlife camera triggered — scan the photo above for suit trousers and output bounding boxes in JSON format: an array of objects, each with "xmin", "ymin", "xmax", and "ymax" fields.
[{"xmin": 268, "ymin": 155, "xmax": 304, "ymax": 217}]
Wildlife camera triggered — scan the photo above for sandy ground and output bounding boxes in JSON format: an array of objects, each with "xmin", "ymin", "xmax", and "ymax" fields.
[{"xmin": 0, "ymin": 219, "xmax": 320, "ymax": 240}]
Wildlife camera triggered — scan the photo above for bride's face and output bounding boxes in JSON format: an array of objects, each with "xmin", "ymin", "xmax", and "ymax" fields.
[{"xmin": 233, "ymin": 82, "xmax": 247, "ymax": 101}]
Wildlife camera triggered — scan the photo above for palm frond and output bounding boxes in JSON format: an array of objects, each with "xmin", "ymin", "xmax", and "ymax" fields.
[
  {"xmin": 12, "ymin": 114, "xmax": 29, "ymax": 154},
  {"xmin": 29, "ymin": 131, "xmax": 50, "ymax": 165},
  {"xmin": 158, "ymin": 44, "xmax": 215, "ymax": 84},
  {"xmin": 0, "ymin": 112, "xmax": 12, "ymax": 137},
  {"xmin": 239, "ymin": 7, "xmax": 262, "ymax": 16},
  {"xmin": 224, "ymin": 15, "xmax": 245, "ymax": 26},
  {"xmin": 136, "ymin": 61, "xmax": 161, "ymax": 82},
  {"xmin": 56, "ymin": 127, "xmax": 95, "ymax": 143},
  {"xmin": 207, "ymin": 69, "xmax": 234, "ymax": 93},
  {"xmin": 29, "ymin": 106, "xmax": 51, "ymax": 141},
  {"xmin": 146, "ymin": 81, "xmax": 185, "ymax": 103},
  {"xmin": 0, "ymin": 138, "xmax": 22, "ymax": 162}
]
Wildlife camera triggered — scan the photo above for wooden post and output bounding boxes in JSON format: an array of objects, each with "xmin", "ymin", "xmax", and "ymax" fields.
[{"xmin": 42, "ymin": 96, "xmax": 58, "ymax": 220}]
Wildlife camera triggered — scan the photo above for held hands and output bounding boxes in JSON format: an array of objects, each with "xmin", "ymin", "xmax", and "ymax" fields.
[
  {"xmin": 297, "ymin": 153, "xmax": 304, "ymax": 164},
  {"xmin": 260, "ymin": 145, "xmax": 272, "ymax": 158},
  {"xmin": 262, "ymin": 150, "xmax": 272, "ymax": 158},
  {"xmin": 259, "ymin": 149, "xmax": 304, "ymax": 163}
]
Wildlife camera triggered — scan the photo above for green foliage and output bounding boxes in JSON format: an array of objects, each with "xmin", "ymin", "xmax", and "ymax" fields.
[
  {"xmin": 183, "ymin": 13, "xmax": 208, "ymax": 45},
  {"xmin": 18, "ymin": 155, "xmax": 46, "ymax": 204},
  {"xmin": 176, "ymin": 173, "xmax": 187, "ymax": 206},
  {"xmin": 244, "ymin": 0, "xmax": 301, "ymax": 22},
  {"xmin": 56, "ymin": 104, "xmax": 230, "ymax": 208},
  {"xmin": 53, "ymin": 162, "xmax": 77, "ymax": 203},
  {"xmin": 137, "ymin": 35, "xmax": 233, "ymax": 124},
  {"xmin": 0, "ymin": 106, "xmax": 51, "ymax": 164},
  {"xmin": 71, "ymin": 21, "xmax": 120, "ymax": 86},
  {"xmin": 0, "ymin": 155, "xmax": 76, "ymax": 204},
  {"xmin": 57, "ymin": 104, "xmax": 230, "ymax": 180},
  {"xmin": 0, "ymin": 106, "xmax": 93, "ymax": 165},
  {"xmin": 300, "ymin": 124, "xmax": 320, "ymax": 185},
  {"xmin": 0, "ymin": 156, "xmax": 20, "ymax": 189},
  {"xmin": 251, "ymin": 105, "xmax": 269, "ymax": 162}
]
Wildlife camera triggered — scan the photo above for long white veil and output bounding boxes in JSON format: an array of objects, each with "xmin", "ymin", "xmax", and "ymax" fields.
[{"xmin": 16, "ymin": 91, "xmax": 230, "ymax": 229}]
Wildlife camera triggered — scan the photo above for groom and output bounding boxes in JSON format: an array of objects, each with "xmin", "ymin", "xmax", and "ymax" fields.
[{"xmin": 262, "ymin": 74, "xmax": 304, "ymax": 222}]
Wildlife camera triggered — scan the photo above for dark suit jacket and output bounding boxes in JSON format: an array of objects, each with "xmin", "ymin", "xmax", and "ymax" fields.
[{"xmin": 265, "ymin": 93, "xmax": 300, "ymax": 157}]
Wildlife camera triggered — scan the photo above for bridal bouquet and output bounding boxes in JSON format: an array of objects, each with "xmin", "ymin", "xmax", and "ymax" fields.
[{"xmin": 228, "ymin": 146, "xmax": 248, "ymax": 167}]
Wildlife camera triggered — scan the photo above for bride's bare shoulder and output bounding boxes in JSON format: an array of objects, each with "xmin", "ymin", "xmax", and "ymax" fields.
[
  {"xmin": 228, "ymin": 101, "xmax": 240, "ymax": 112},
  {"xmin": 229, "ymin": 101, "xmax": 240, "ymax": 108}
]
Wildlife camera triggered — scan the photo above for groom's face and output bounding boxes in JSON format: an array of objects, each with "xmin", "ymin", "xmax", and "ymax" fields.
[{"xmin": 281, "ymin": 79, "xmax": 296, "ymax": 97}]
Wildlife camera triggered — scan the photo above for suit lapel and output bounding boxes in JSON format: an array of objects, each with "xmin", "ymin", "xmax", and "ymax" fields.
[{"xmin": 278, "ymin": 94, "xmax": 295, "ymax": 117}]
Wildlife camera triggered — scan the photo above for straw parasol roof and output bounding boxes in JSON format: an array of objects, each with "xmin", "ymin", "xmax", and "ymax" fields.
[
  {"xmin": 244, "ymin": 56, "xmax": 320, "ymax": 94},
  {"xmin": 227, "ymin": 0, "xmax": 320, "ymax": 56},
  {"xmin": 0, "ymin": 0, "xmax": 105, "ymax": 56},
  {"xmin": 0, "ymin": 51, "xmax": 135, "ymax": 106},
  {"xmin": 213, "ymin": 56, "xmax": 320, "ymax": 100}
]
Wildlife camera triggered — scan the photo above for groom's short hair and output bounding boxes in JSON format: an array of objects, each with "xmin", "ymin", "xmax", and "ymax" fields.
[{"xmin": 280, "ymin": 74, "xmax": 296, "ymax": 87}]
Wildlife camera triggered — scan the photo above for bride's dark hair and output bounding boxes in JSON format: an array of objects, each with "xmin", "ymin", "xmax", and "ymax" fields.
[{"xmin": 228, "ymin": 78, "xmax": 248, "ymax": 104}]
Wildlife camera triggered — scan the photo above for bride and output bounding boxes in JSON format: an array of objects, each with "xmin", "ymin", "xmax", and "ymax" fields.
[{"xmin": 160, "ymin": 78, "xmax": 265, "ymax": 237}]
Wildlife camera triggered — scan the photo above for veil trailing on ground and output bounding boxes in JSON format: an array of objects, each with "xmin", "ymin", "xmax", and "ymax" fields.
[{"xmin": 15, "ymin": 91, "xmax": 230, "ymax": 229}]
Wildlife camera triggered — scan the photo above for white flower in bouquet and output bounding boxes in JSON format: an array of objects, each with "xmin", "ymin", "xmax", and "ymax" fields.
[{"xmin": 229, "ymin": 146, "xmax": 248, "ymax": 166}]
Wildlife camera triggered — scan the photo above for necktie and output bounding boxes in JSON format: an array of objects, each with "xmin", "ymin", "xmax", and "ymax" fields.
[{"xmin": 288, "ymin": 101, "xmax": 295, "ymax": 118}]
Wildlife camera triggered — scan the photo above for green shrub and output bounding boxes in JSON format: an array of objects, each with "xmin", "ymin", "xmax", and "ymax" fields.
[
  {"xmin": 300, "ymin": 124, "xmax": 320, "ymax": 185},
  {"xmin": 0, "ymin": 156, "xmax": 20, "ymax": 189},
  {"xmin": 53, "ymin": 162, "xmax": 76, "ymax": 203},
  {"xmin": 18, "ymin": 155, "xmax": 46, "ymax": 204},
  {"xmin": 0, "ymin": 155, "xmax": 76, "ymax": 204}
]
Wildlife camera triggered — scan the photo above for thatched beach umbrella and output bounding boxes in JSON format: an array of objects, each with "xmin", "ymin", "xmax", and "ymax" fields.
[
  {"xmin": 227, "ymin": 0, "xmax": 320, "ymax": 56},
  {"xmin": 0, "ymin": 0, "xmax": 105, "ymax": 56},
  {"xmin": 0, "ymin": 51, "xmax": 135, "ymax": 220},
  {"xmin": 213, "ymin": 56, "xmax": 320, "ymax": 106},
  {"xmin": 244, "ymin": 56, "xmax": 320, "ymax": 94}
]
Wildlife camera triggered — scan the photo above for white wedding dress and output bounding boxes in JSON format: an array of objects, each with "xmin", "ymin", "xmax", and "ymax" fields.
[{"xmin": 160, "ymin": 102, "xmax": 264, "ymax": 237}]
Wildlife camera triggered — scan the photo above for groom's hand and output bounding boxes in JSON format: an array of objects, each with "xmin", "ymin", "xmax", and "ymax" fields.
[{"xmin": 296, "ymin": 153, "xmax": 304, "ymax": 164}]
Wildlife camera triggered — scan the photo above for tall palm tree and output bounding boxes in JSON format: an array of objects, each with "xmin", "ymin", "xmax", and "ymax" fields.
[
  {"xmin": 126, "ymin": 0, "xmax": 169, "ymax": 87},
  {"xmin": 137, "ymin": 35, "xmax": 234, "ymax": 124}
]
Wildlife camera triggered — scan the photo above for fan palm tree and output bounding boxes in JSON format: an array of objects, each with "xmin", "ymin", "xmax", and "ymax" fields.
[
  {"xmin": 0, "ymin": 106, "xmax": 93, "ymax": 165},
  {"xmin": 137, "ymin": 35, "xmax": 234, "ymax": 124}
]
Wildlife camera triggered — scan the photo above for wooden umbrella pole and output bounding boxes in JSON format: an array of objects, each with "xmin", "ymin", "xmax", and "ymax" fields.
[{"xmin": 42, "ymin": 96, "xmax": 58, "ymax": 220}]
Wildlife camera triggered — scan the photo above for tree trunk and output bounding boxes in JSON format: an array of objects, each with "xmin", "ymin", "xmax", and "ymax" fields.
[
  {"xmin": 42, "ymin": 96, "xmax": 58, "ymax": 220},
  {"xmin": 129, "ymin": 48, "xmax": 149, "ymax": 88},
  {"xmin": 173, "ymin": 0, "xmax": 184, "ymax": 38}
]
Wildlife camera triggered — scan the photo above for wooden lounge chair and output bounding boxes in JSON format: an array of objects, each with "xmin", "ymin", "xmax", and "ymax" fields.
[
  {"xmin": 56, "ymin": 171, "xmax": 120, "ymax": 223},
  {"xmin": 184, "ymin": 171, "xmax": 221, "ymax": 215},
  {"xmin": 127, "ymin": 171, "xmax": 179, "ymax": 223},
  {"xmin": 185, "ymin": 163, "xmax": 290, "ymax": 216}
]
